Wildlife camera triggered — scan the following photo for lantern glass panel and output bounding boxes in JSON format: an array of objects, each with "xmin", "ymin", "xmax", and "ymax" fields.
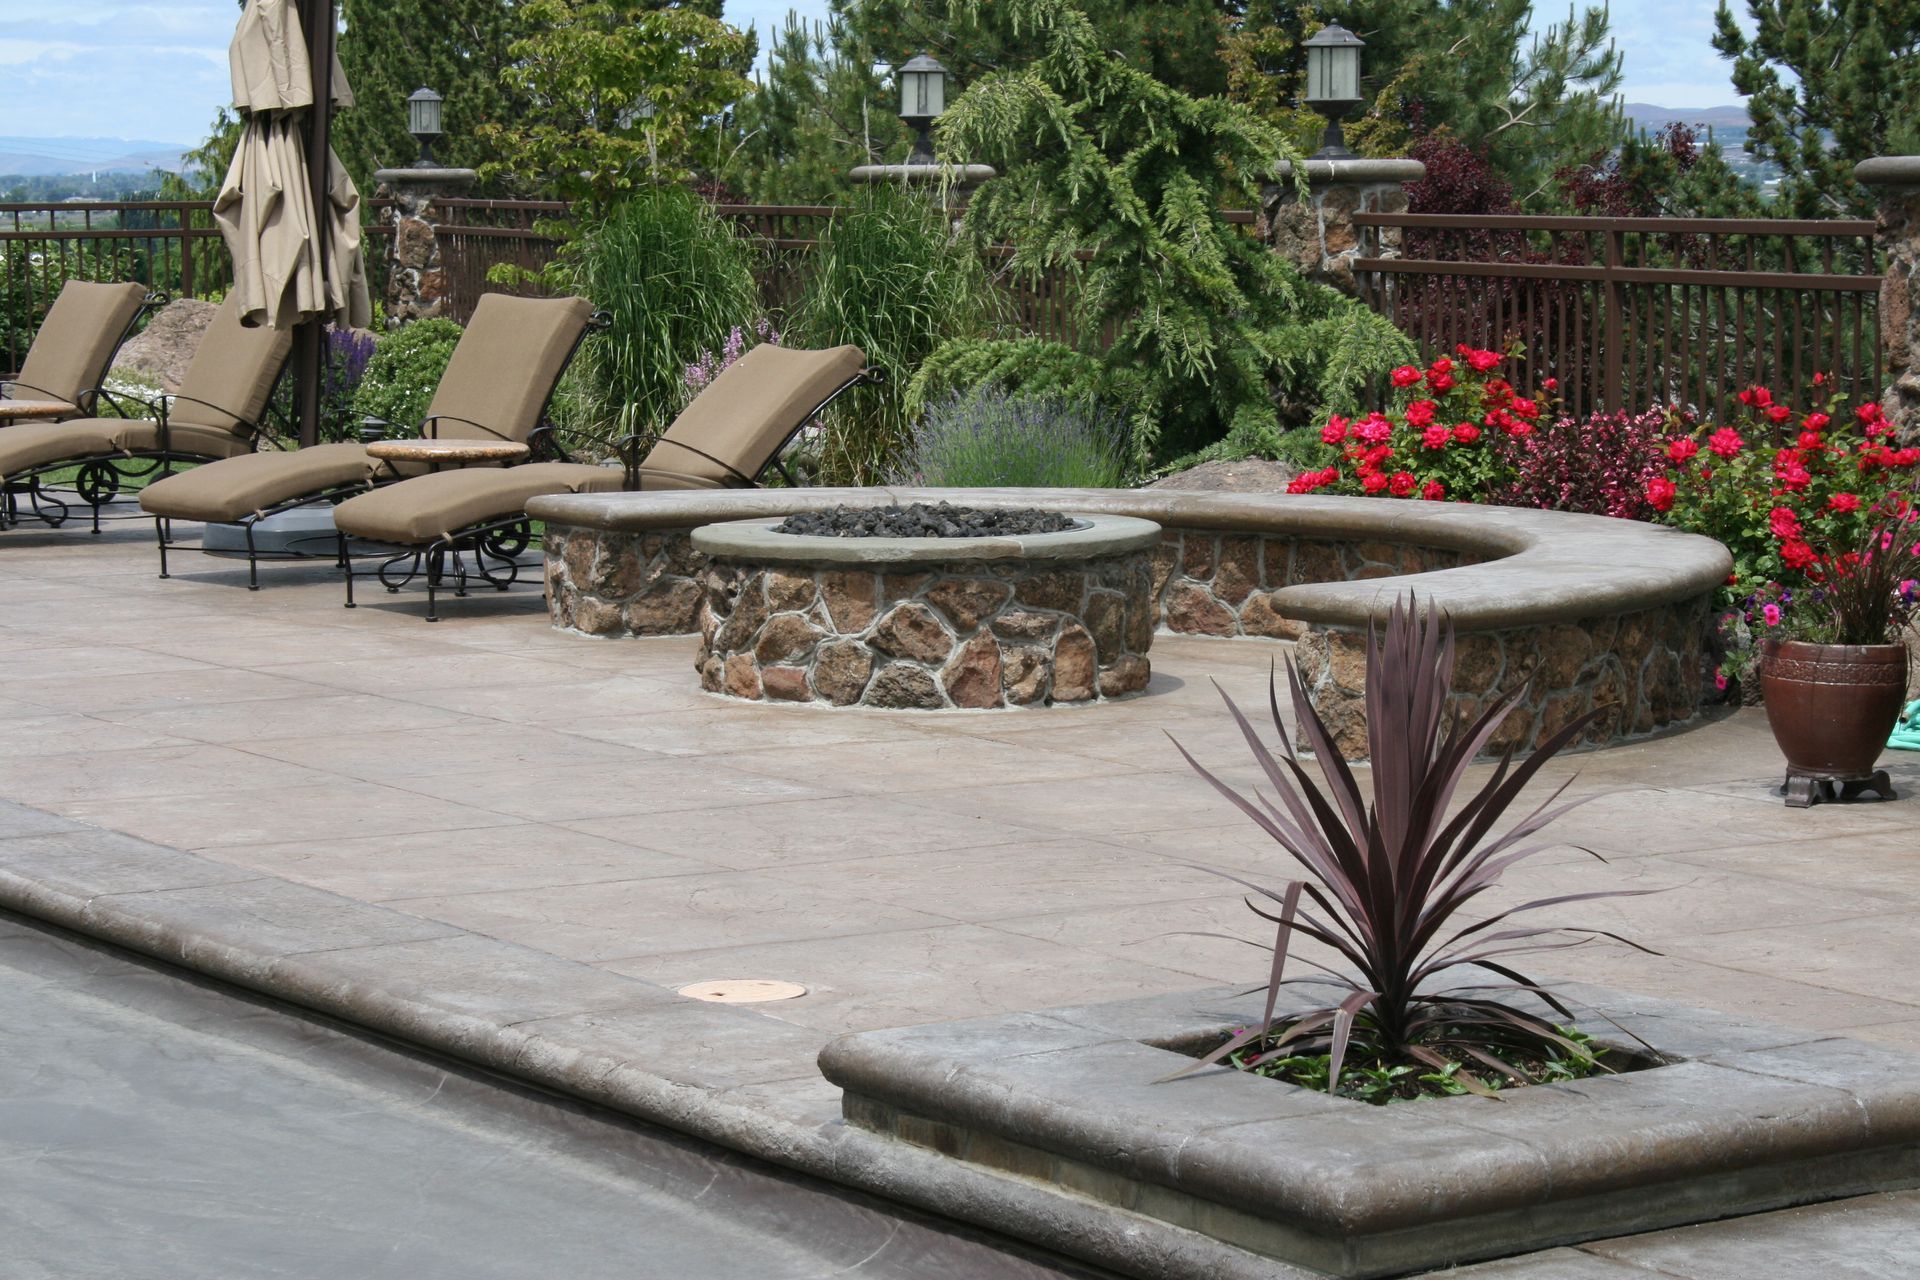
[
  {"xmin": 408, "ymin": 91, "xmax": 443, "ymax": 137},
  {"xmin": 901, "ymin": 69, "xmax": 944, "ymax": 118}
]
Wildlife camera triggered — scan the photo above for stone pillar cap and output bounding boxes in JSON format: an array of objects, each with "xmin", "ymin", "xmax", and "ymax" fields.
[
  {"xmin": 373, "ymin": 167, "xmax": 479, "ymax": 187},
  {"xmin": 1275, "ymin": 157, "xmax": 1425, "ymax": 185},
  {"xmin": 1854, "ymin": 155, "xmax": 1920, "ymax": 187},
  {"xmin": 849, "ymin": 163, "xmax": 997, "ymax": 186}
]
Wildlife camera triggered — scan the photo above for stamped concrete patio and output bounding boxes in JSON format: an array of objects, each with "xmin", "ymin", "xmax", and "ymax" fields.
[{"xmin": 3, "ymin": 522, "xmax": 1918, "ymax": 1276}]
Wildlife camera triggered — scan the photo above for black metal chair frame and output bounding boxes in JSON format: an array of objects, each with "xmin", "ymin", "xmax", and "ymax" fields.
[
  {"xmin": 152, "ymin": 310, "xmax": 610, "ymax": 590},
  {"xmin": 345, "ymin": 364, "xmax": 886, "ymax": 622},
  {"xmin": 0, "ymin": 290, "xmax": 166, "ymax": 423}
]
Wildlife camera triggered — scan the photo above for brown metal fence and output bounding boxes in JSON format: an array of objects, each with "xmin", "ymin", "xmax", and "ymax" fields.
[
  {"xmin": 0, "ymin": 201, "xmax": 230, "ymax": 376},
  {"xmin": 1352, "ymin": 212, "xmax": 1882, "ymax": 422}
]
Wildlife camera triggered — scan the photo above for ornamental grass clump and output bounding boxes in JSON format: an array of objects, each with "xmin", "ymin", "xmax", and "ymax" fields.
[
  {"xmin": 1165, "ymin": 599, "xmax": 1657, "ymax": 1102},
  {"xmin": 894, "ymin": 388, "xmax": 1130, "ymax": 489}
]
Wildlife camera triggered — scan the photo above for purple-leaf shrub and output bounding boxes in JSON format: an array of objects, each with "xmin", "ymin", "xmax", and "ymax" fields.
[{"xmin": 1495, "ymin": 407, "xmax": 1685, "ymax": 520}]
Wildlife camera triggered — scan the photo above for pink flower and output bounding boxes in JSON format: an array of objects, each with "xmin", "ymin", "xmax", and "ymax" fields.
[
  {"xmin": 1762, "ymin": 603, "xmax": 1782, "ymax": 627},
  {"xmin": 1355, "ymin": 413, "xmax": 1394, "ymax": 445},
  {"xmin": 1714, "ymin": 671, "xmax": 1729, "ymax": 690}
]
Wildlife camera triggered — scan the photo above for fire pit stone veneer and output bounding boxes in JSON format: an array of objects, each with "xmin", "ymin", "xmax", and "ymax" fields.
[{"xmin": 689, "ymin": 514, "xmax": 1162, "ymax": 709}]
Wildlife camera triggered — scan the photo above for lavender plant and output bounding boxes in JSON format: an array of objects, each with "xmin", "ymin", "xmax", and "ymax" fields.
[
  {"xmin": 892, "ymin": 388, "xmax": 1130, "ymax": 489},
  {"xmin": 1166, "ymin": 599, "xmax": 1658, "ymax": 1101},
  {"xmin": 683, "ymin": 318, "xmax": 780, "ymax": 402}
]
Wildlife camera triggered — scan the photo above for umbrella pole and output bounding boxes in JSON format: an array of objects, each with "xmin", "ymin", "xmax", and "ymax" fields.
[{"xmin": 293, "ymin": 0, "xmax": 338, "ymax": 449}]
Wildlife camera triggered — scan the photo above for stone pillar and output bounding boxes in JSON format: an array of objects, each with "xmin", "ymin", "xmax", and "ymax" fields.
[
  {"xmin": 1856, "ymin": 156, "xmax": 1920, "ymax": 439},
  {"xmin": 371, "ymin": 166, "xmax": 477, "ymax": 328},
  {"xmin": 1260, "ymin": 157, "xmax": 1424, "ymax": 297},
  {"xmin": 848, "ymin": 163, "xmax": 997, "ymax": 217}
]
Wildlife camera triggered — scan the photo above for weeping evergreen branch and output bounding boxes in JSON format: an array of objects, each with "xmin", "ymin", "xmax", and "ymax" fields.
[{"xmin": 932, "ymin": 0, "xmax": 1406, "ymax": 471}]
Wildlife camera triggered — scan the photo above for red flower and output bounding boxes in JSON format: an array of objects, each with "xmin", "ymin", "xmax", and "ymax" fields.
[
  {"xmin": 1857, "ymin": 403, "xmax": 1885, "ymax": 426},
  {"xmin": 1427, "ymin": 357, "xmax": 1454, "ymax": 376},
  {"xmin": 1320, "ymin": 416, "xmax": 1349, "ymax": 445},
  {"xmin": 1781, "ymin": 538, "xmax": 1818, "ymax": 570},
  {"xmin": 1362, "ymin": 471, "xmax": 1389, "ymax": 494},
  {"xmin": 1738, "ymin": 386, "xmax": 1773, "ymax": 408},
  {"xmin": 1667, "ymin": 437, "xmax": 1699, "ymax": 463},
  {"xmin": 1355, "ymin": 413, "xmax": 1394, "ymax": 445},
  {"xmin": 1796, "ymin": 430, "xmax": 1824, "ymax": 451},
  {"xmin": 1390, "ymin": 365, "xmax": 1422, "ymax": 388},
  {"xmin": 1765, "ymin": 403, "xmax": 1792, "ymax": 424},
  {"xmin": 1463, "ymin": 347, "xmax": 1501, "ymax": 373},
  {"xmin": 1646, "ymin": 476, "xmax": 1677, "ymax": 512},
  {"xmin": 1829, "ymin": 492, "xmax": 1861, "ymax": 513},
  {"xmin": 1803, "ymin": 412, "xmax": 1830, "ymax": 432},
  {"xmin": 1421, "ymin": 424, "xmax": 1451, "ymax": 450},
  {"xmin": 1426, "ymin": 370, "xmax": 1455, "ymax": 394},
  {"xmin": 1405, "ymin": 399, "xmax": 1437, "ymax": 428},
  {"xmin": 1364, "ymin": 444, "xmax": 1393, "ymax": 466},
  {"xmin": 1510, "ymin": 396, "xmax": 1540, "ymax": 420},
  {"xmin": 1388, "ymin": 471, "xmax": 1417, "ymax": 497},
  {"xmin": 1419, "ymin": 479, "xmax": 1446, "ymax": 501},
  {"xmin": 1898, "ymin": 448, "xmax": 1920, "ymax": 468},
  {"xmin": 1542, "ymin": 377, "xmax": 1559, "ymax": 391},
  {"xmin": 1768, "ymin": 506, "xmax": 1801, "ymax": 539},
  {"xmin": 1707, "ymin": 428, "xmax": 1744, "ymax": 459},
  {"xmin": 1505, "ymin": 419, "xmax": 1535, "ymax": 438},
  {"xmin": 1451, "ymin": 422, "xmax": 1481, "ymax": 445}
]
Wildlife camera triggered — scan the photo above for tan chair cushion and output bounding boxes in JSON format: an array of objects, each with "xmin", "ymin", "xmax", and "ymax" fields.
[
  {"xmin": 333, "ymin": 462, "xmax": 622, "ymax": 545},
  {"xmin": 424, "ymin": 295, "xmax": 593, "ymax": 442},
  {"xmin": 171, "ymin": 293, "xmax": 295, "ymax": 435},
  {"xmin": 13, "ymin": 281, "xmax": 148, "ymax": 411},
  {"xmin": 642, "ymin": 343, "xmax": 865, "ymax": 486},
  {"xmin": 140, "ymin": 442, "xmax": 373, "ymax": 522},
  {"xmin": 0, "ymin": 420, "xmax": 119, "ymax": 476},
  {"xmin": 112, "ymin": 419, "xmax": 256, "ymax": 461}
]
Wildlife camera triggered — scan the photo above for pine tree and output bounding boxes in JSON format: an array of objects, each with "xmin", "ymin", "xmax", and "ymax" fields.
[
  {"xmin": 1713, "ymin": 0, "xmax": 1920, "ymax": 217},
  {"xmin": 842, "ymin": 0, "xmax": 1233, "ymax": 101},
  {"xmin": 726, "ymin": 10, "xmax": 903, "ymax": 202},
  {"xmin": 333, "ymin": 0, "xmax": 529, "ymax": 196}
]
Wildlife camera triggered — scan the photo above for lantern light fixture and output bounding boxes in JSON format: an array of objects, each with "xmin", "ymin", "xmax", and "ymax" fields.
[
  {"xmin": 406, "ymin": 86, "xmax": 444, "ymax": 168},
  {"xmin": 896, "ymin": 52, "xmax": 950, "ymax": 165},
  {"xmin": 1300, "ymin": 23, "xmax": 1365, "ymax": 159}
]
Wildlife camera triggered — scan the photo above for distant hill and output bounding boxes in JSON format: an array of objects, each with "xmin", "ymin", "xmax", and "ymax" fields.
[
  {"xmin": 0, "ymin": 136, "xmax": 190, "ymax": 177},
  {"xmin": 1622, "ymin": 103, "xmax": 1752, "ymax": 130}
]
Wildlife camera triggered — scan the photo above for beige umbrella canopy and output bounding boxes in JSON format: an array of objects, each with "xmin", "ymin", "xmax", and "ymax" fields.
[{"xmin": 215, "ymin": 0, "xmax": 370, "ymax": 333}]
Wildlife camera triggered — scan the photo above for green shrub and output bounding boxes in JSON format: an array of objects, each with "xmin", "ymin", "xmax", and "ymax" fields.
[
  {"xmin": 786, "ymin": 184, "xmax": 999, "ymax": 484},
  {"xmin": 350, "ymin": 318, "xmax": 463, "ymax": 434},
  {"xmin": 566, "ymin": 185, "xmax": 762, "ymax": 451},
  {"xmin": 895, "ymin": 387, "xmax": 1129, "ymax": 489}
]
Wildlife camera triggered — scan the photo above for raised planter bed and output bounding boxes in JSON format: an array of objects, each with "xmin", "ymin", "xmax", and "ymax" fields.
[
  {"xmin": 688, "ymin": 511, "xmax": 1161, "ymax": 709},
  {"xmin": 818, "ymin": 982, "xmax": 1920, "ymax": 1279}
]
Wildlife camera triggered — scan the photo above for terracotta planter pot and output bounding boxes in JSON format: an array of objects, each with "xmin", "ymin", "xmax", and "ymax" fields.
[{"xmin": 1759, "ymin": 639, "xmax": 1907, "ymax": 806}]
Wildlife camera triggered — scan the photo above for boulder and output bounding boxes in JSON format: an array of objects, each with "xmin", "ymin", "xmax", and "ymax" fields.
[{"xmin": 110, "ymin": 298, "xmax": 219, "ymax": 391}]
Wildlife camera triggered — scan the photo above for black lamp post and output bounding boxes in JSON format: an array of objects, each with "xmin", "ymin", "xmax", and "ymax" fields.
[
  {"xmin": 897, "ymin": 53, "xmax": 949, "ymax": 165},
  {"xmin": 1301, "ymin": 23, "xmax": 1364, "ymax": 159},
  {"xmin": 406, "ymin": 86, "xmax": 445, "ymax": 167}
]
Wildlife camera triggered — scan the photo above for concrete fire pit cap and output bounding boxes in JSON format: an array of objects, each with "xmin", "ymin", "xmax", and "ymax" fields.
[{"xmin": 690, "ymin": 513, "xmax": 1162, "ymax": 565}]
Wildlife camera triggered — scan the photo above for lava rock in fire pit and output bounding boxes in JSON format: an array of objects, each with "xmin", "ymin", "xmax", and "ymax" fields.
[{"xmin": 774, "ymin": 502, "xmax": 1078, "ymax": 539}]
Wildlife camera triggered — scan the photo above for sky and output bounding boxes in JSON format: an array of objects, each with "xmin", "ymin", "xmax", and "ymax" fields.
[{"xmin": 0, "ymin": 0, "xmax": 1745, "ymax": 148}]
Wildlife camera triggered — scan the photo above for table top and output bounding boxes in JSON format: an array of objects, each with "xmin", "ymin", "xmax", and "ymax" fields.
[
  {"xmin": 0, "ymin": 399, "xmax": 75, "ymax": 421},
  {"xmin": 365, "ymin": 438, "xmax": 530, "ymax": 463}
]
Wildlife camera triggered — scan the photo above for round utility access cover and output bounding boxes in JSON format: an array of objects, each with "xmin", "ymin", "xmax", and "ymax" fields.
[{"xmin": 677, "ymin": 979, "xmax": 808, "ymax": 1004}]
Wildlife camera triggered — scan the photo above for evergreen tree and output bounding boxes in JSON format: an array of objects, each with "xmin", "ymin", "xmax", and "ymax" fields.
[
  {"xmin": 333, "ymin": 0, "xmax": 529, "ymax": 196},
  {"xmin": 1713, "ymin": 0, "xmax": 1920, "ymax": 217},
  {"xmin": 923, "ymin": 0, "xmax": 1413, "ymax": 468},
  {"xmin": 726, "ymin": 10, "xmax": 903, "ymax": 202},
  {"xmin": 842, "ymin": 0, "xmax": 1233, "ymax": 102}
]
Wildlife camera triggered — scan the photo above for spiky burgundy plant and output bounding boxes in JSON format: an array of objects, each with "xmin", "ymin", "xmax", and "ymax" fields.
[{"xmin": 1165, "ymin": 599, "xmax": 1655, "ymax": 1095}]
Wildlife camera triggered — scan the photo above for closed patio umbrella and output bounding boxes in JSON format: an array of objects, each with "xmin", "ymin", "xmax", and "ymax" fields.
[{"xmin": 215, "ymin": 0, "xmax": 369, "ymax": 444}]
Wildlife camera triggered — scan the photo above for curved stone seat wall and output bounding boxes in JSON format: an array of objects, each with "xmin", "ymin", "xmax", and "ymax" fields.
[{"xmin": 531, "ymin": 487, "xmax": 1732, "ymax": 758}]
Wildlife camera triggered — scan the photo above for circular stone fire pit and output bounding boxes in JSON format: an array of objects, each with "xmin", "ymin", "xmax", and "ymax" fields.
[{"xmin": 691, "ymin": 507, "xmax": 1162, "ymax": 709}]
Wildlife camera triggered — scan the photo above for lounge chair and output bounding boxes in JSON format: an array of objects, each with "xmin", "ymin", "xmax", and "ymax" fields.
[
  {"xmin": 138, "ymin": 293, "xmax": 598, "ymax": 586},
  {"xmin": 2, "ymin": 281, "xmax": 158, "ymax": 424},
  {"xmin": 0, "ymin": 293, "xmax": 292, "ymax": 534},
  {"xmin": 333, "ymin": 342, "xmax": 879, "ymax": 620}
]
